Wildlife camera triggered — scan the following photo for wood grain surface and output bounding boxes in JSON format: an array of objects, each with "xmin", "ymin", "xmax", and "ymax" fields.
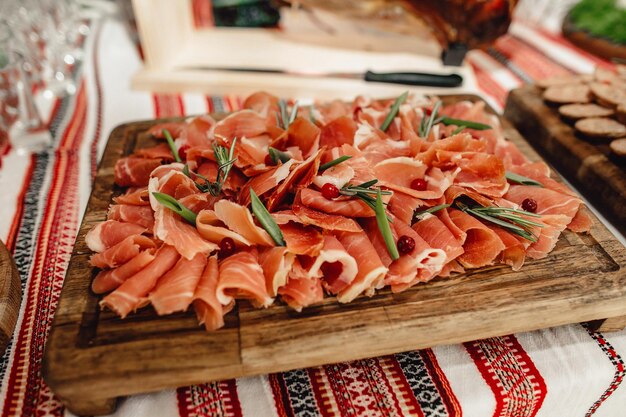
[
  {"xmin": 44, "ymin": 95, "xmax": 626, "ymax": 416},
  {"xmin": 504, "ymin": 85, "xmax": 626, "ymax": 235},
  {"xmin": 0, "ymin": 241, "xmax": 21, "ymax": 354}
]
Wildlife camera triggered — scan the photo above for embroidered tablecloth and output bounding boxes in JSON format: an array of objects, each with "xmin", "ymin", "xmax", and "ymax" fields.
[{"xmin": 0, "ymin": 13, "xmax": 625, "ymax": 417}]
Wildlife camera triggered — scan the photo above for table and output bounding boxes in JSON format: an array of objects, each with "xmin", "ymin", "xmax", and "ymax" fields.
[{"xmin": 0, "ymin": 14, "xmax": 625, "ymax": 417}]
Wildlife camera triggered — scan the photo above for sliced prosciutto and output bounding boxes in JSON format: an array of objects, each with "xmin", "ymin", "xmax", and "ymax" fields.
[
  {"xmin": 90, "ymin": 235, "xmax": 156, "ymax": 269},
  {"xmin": 279, "ymin": 222, "xmax": 324, "ymax": 256},
  {"xmin": 107, "ymin": 204, "xmax": 155, "ymax": 231},
  {"xmin": 292, "ymin": 201, "xmax": 361, "ymax": 232},
  {"xmin": 259, "ymin": 247, "xmax": 295, "ymax": 297},
  {"xmin": 278, "ymin": 259, "xmax": 324, "ymax": 312},
  {"xmin": 91, "ymin": 250, "xmax": 155, "ymax": 294},
  {"xmin": 193, "ymin": 256, "xmax": 234, "ymax": 331},
  {"xmin": 217, "ymin": 249, "xmax": 273, "ymax": 308},
  {"xmin": 85, "ymin": 220, "xmax": 146, "ymax": 253},
  {"xmin": 334, "ymin": 229, "xmax": 388, "ymax": 303},
  {"xmin": 300, "ymin": 188, "xmax": 375, "ymax": 218},
  {"xmin": 488, "ymin": 226, "xmax": 527, "ymax": 271},
  {"xmin": 149, "ymin": 253, "xmax": 207, "ymax": 315},
  {"xmin": 412, "ymin": 214, "xmax": 464, "ymax": 263},
  {"xmin": 100, "ymin": 245, "xmax": 180, "ymax": 317},
  {"xmin": 448, "ymin": 209, "xmax": 505, "ymax": 268},
  {"xmin": 154, "ymin": 203, "xmax": 217, "ymax": 260},
  {"xmin": 304, "ymin": 235, "xmax": 358, "ymax": 294},
  {"xmin": 196, "ymin": 209, "xmax": 252, "ymax": 247},
  {"xmin": 114, "ymin": 157, "xmax": 162, "ymax": 187},
  {"xmin": 238, "ymin": 159, "xmax": 297, "ymax": 206},
  {"xmin": 213, "ymin": 200, "xmax": 274, "ymax": 246},
  {"xmin": 114, "ymin": 186, "xmax": 151, "ymax": 206}
]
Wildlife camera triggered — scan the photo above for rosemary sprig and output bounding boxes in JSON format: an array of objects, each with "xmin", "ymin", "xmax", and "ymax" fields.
[
  {"xmin": 456, "ymin": 202, "xmax": 543, "ymax": 242},
  {"xmin": 309, "ymin": 104, "xmax": 317, "ymax": 124},
  {"xmin": 163, "ymin": 129, "xmax": 182, "ymax": 163},
  {"xmin": 412, "ymin": 203, "xmax": 451, "ymax": 223},
  {"xmin": 505, "ymin": 171, "xmax": 543, "ymax": 187},
  {"xmin": 340, "ymin": 180, "xmax": 392, "ymax": 220},
  {"xmin": 380, "ymin": 91, "xmax": 408, "ymax": 132},
  {"xmin": 440, "ymin": 117, "xmax": 491, "ymax": 131},
  {"xmin": 277, "ymin": 99, "xmax": 299, "ymax": 130},
  {"xmin": 319, "ymin": 155, "xmax": 352, "ymax": 171},
  {"xmin": 152, "ymin": 192, "xmax": 197, "ymax": 225},
  {"xmin": 418, "ymin": 101, "xmax": 442, "ymax": 138},
  {"xmin": 183, "ymin": 138, "xmax": 237, "ymax": 196},
  {"xmin": 250, "ymin": 189, "xmax": 285, "ymax": 246},
  {"xmin": 375, "ymin": 189, "xmax": 400, "ymax": 261},
  {"xmin": 268, "ymin": 147, "xmax": 291, "ymax": 164}
]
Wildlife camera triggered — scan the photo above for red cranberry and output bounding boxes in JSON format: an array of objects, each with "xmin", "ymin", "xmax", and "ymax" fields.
[
  {"xmin": 410, "ymin": 178, "xmax": 428, "ymax": 191},
  {"xmin": 264, "ymin": 154, "xmax": 275, "ymax": 166},
  {"xmin": 219, "ymin": 237, "xmax": 236, "ymax": 258},
  {"xmin": 397, "ymin": 235, "xmax": 415, "ymax": 254},
  {"xmin": 353, "ymin": 106, "xmax": 362, "ymax": 121},
  {"xmin": 321, "ymin": 183, "xmax": 340, "ymax": 200},
  {"xmin": 521, "ymin": 198, "xmax": 538, "ymax": 213}
]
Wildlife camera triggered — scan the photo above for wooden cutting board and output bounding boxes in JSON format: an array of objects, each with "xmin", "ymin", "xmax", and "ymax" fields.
[
  {"xmin": 43, "ymin": 95, "xmax": 626, "ymax": 416},
  {"xmin": 504, "ymin": 85, "xmax": 626, "ymax": 236},
  {"xmin": 0, "ymin": 240, "xmax": 21, "ymax": 354}
]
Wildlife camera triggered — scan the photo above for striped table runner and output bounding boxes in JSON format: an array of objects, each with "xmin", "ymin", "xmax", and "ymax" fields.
[{"xmin": 0, "ymin": 15, "xmax": 624, "ymax": 417}]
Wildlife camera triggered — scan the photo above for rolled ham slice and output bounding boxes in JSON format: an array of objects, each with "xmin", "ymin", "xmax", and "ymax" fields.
[
  {"xmin": 193, "ymin": 256, "xmax": 234, "ymax": 331},
  {"xmin": 217, "ymin": 249, "xmax": 273, "ymax": 308},
  {"xmin": 100, "ymin": 245, "xmax": 180, "ymax": 317}
]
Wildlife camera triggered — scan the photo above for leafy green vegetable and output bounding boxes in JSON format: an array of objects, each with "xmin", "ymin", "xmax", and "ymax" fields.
[
  {"xmin": 569, "ymin": 0, "xmax": 626, "ymax": 45},
  {"xmin": 505, "ymin": 171, "xmax": 543, "ymax": 187},
  {"xmin": 268, "ymin": 147, "xmax": 291, "ymax": 164}
]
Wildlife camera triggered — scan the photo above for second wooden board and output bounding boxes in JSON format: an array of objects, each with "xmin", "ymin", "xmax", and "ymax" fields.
[{"xmin": 43, "ymin": 95, "xmax": 626, "ymax": 416}]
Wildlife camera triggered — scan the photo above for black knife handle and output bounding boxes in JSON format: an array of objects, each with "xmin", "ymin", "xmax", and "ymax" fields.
[{"xmin": 364, "ymin": 71, "xmax": 463, "ymax": 88}]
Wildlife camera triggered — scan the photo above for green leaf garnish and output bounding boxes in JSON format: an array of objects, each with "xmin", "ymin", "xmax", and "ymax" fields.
[
  {"xmin": 163, "ymin": 129, "xmax": 181, "ymax": 163},
  {"xmin": 319, "ymin": 155, "xmax": 351, "ymax": 171},
  {"xmin": 505, "ymin": 171, "xmax": 543, "ymax": 187},
  {"xmin": 440, "ymin": 117, "xmax": 491, "ymax": 131},
  {"xmin": 250, "ymin": 189, "xmax": 285, "ymax": 246},
  {"xmin": 182, "ymin": 138, "xmax": 237, "ymax": 196},
  {"xmin": 269, "ymin": 147, "xmax": 291, "ymax": 164},
  {"xmin": 277, "ymin": 100, "xmax": 299, "ymax": 130},
  {"xmin": 412, "ymin": 203, "xmax": 451, "ymax": 223},
  {"xmin": 152, "ymin": 192, "xmax": 197, "ymax": 225},
  {"xmin": 381, "ymin": 91, "xmax": 408, "ymax": 132},
  {"xmin": 456, "ymin": 202, "xmax": 542, "ymax": 242},
  {"xmin": 375, "ymin": 188, "xmax": 399, "ymax": 261},
  {"xmin": 418, "ymin": 101, "xmax": 442, "ymax": 138},
  {"xmin": 309, "ymin": 105, "xmax": 317, "ymax": 124}
]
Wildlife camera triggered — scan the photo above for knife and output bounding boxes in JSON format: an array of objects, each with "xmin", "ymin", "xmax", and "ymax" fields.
[{"xmin": 178, "ymin": 66, "xmax": 463, "ymax": 88}]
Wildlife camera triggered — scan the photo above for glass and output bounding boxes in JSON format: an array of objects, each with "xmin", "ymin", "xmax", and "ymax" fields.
[{"xmin": 0, "ymin": 19, "xmax": 52, "ymax": 153}]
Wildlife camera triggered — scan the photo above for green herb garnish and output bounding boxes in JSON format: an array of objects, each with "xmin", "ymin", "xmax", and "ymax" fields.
[
  {"xmin": 250, "ymin": 189, "xmax": 285, "ymax": 246},
  {"xmin": 381, "ymin": 91, "xmax": 408, "ymax": 132},
  {"xmin": 375, "ymin": 188, "xmax": 399, "ymax": 261},
  {"xmin": 340, "ymin": 180, "xmax": 392, "ymax": 220},
  {"xmin": 418, "ymin": 101, "xmax": 442, "ymax": 138},
  {"xmin": 319, "ymin": 155, "xmax": 352, "ymax": 171},
  {"xmin": 440, "ymin": 117, "xmax": 491, "ymax": 131},
  {"xmin": 163, "ymin": 129, "xmax": 181, "ymax": 163},
  {"xmin": 505, "ymin": 171, "xmax": 543, "ymax": 187},
  {"xmin": 277, "ymin": 99, "xmax": 299, "ymax": 130},
  {"xmin": 412, "ymin": 203, "xmax": 451, "ymax": 223},
  {"xmin": 183, "ymin": 138, "xmax": 237, "ymax": 196},
  {"xmin": 268, "ymin": 147, "xmax": 291, "ymax": 164},
  {"xmin": 152, "ymin": 192, "xmax": 197, "ymax": 225},
  {"xmin": 309, "ymin": 105, "xmax": 317, "ymax": 124},
  {"xmin": 456, "ymin": 202, "xmax": 543, "ymax": 242}
]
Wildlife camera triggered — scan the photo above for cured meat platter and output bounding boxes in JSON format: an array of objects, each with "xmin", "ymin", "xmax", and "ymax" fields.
[
  {"xmin": 504, "ymin": 85, "xmax": 626, "ymax": 235},
  {"xmin": 44, "ymin": 94, "xmax": 626, "ymax": 416}
]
